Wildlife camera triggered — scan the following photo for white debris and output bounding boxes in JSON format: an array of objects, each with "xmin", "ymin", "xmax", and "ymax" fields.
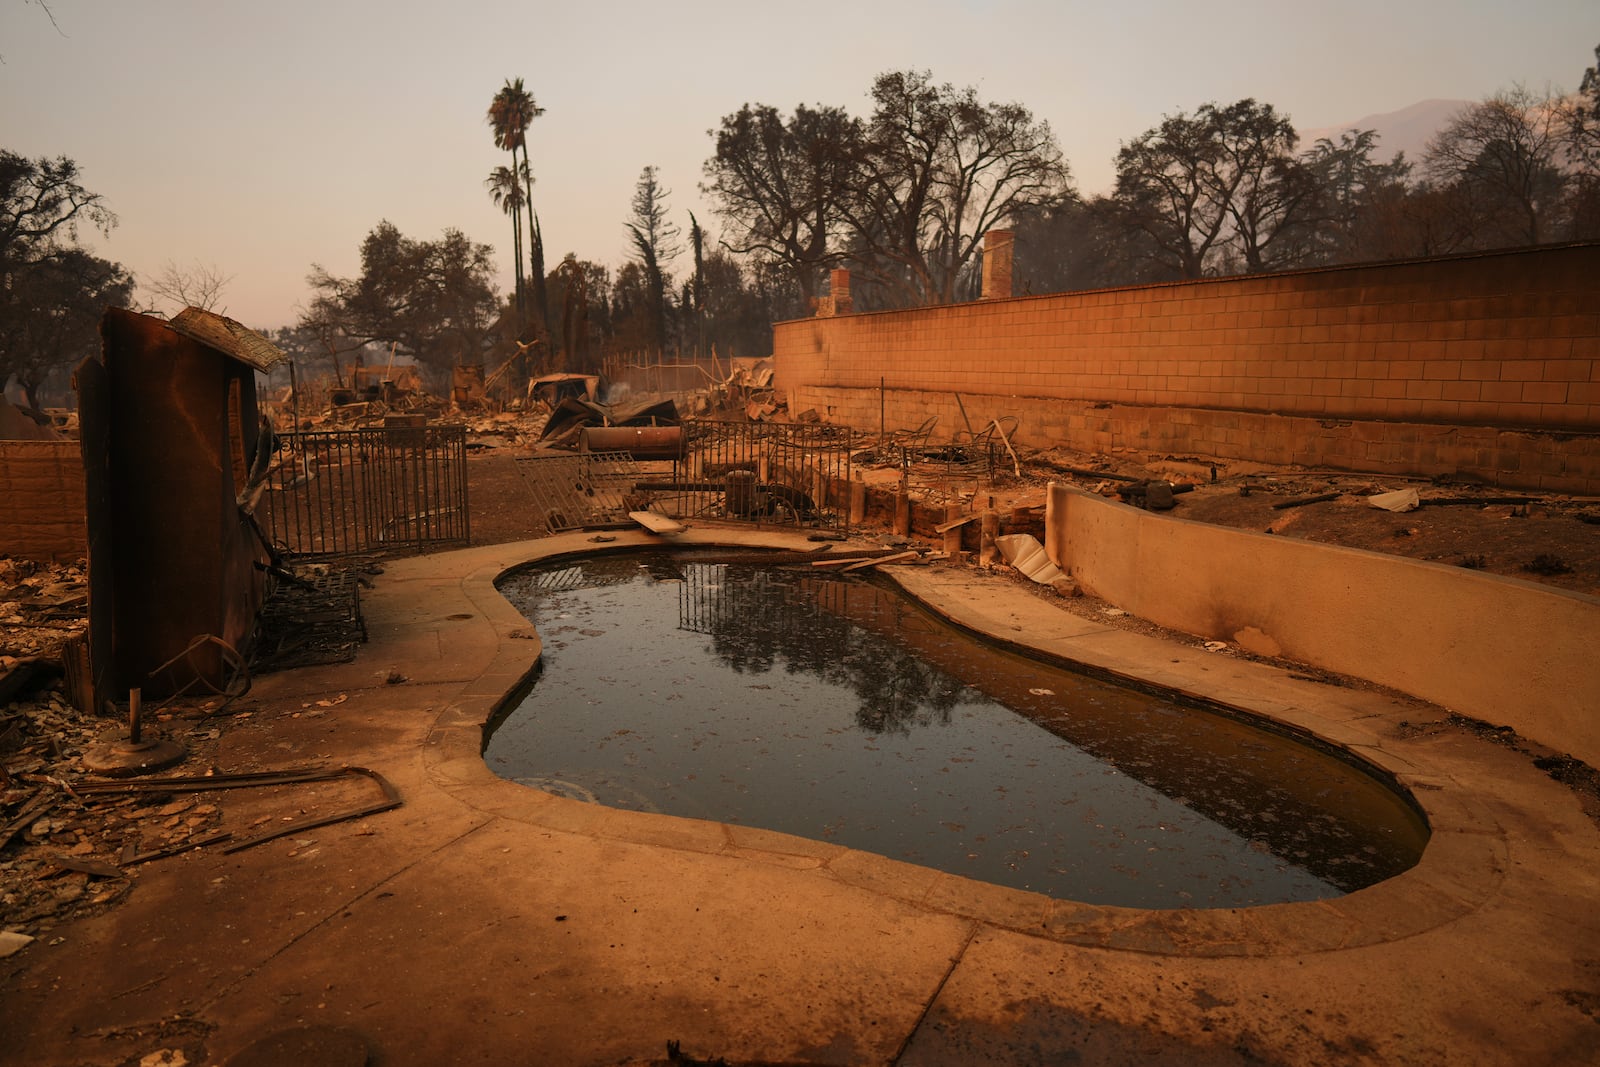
[
  {"xmin": 1368, "ymin": 488, "xmax": 1420, "ymax": 512},
  {"xmin": 0, "ymin": 930, "xmax": 35, "ymax": 958}
]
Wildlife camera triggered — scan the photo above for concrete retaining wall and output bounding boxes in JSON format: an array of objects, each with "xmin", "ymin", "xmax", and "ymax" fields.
[
  {"xmin": 775, "ymin": 244, "xmax": 1600, "ymax": 493},
  {"xmin": 1043, "ymin": 482, "xmax": 1600, "ymax": 769}
]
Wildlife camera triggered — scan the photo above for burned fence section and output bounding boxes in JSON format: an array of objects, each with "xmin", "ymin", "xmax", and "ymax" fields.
[
  {"xmin": 646, "ymin": 420, "xmax": 858, "ymax": 533},
  {"xmin": 516, "ymin": 450, "xmax": 642, "ymax": 533},
  {"xmin": 260, "ymin": 424, "xmax": 469, "ymax": 558},
  {"xmin": 513, "ymin": 422, "xmax": 856, "ymax": 535}
]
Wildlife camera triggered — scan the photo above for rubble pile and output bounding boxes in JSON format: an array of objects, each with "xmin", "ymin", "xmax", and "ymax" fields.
[
  {"xmin": 319, "ymin": 393, "xmax": 447, "ymax": 425},
  {"xmin": 263, "ymin": 386, "xmax": 555, "ymax": 450},
  {"xmin": 0, "ymin": 556, "xmax": 87, "ymax": 663},
  {"xmin": 259, "ymin": 355, "xmax": 797, "ymax": 460},
  {"xmin": 0, "ymin": 557, "xmax": 228, "ymax": 947},
  {"xmin": 458, "ymin": 408, "xmax": 551, "ymax": 450}
]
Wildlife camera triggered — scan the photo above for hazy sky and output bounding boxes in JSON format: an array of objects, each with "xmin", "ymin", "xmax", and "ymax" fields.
[{"xmin": 3, "ymin": 0, "xmax": 1596, "ymax": 329}]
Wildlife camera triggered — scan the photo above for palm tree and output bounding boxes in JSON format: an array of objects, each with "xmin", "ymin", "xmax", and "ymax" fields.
[
  {"xmin": 487, "ymin": 78, "xmax": 545, "ymax": 329},
  {"xmin": 485, "ymin": 164, "xmax": 526, "ymax": 313}
]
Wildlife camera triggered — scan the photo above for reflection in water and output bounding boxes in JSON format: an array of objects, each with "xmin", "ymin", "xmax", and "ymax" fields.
[
  {"xmin": 680, "ymin": 563, "xmax": 968, "ymax": 734},
  {"xmin": 487, "ymin": 551, "xmax": 1428, "ymax": 909}
]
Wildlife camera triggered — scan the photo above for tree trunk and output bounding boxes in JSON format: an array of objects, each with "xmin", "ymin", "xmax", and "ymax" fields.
[
  {"xmin": 797, "ymin": 269, "xmax": 817, "ymax": 308},
  {"xmin": 508, "ymin": 149, "xmax": 525, "ymax": 318},
  {"xmin": 16, "ymin": 374, "xmax": 42, "ymax": 412},
  {"xmin": 324, "ymin": 342, "xmax": 345, "ymax": 388}
]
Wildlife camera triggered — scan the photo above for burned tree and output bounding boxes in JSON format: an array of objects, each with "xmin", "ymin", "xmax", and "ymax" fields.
[
  {"xmin": 1424, "ymin": 86, "xmax": 1573, "ymax": 248},
  {"xmin": 842, "ymin": 71, "xmax": 1071, "ymax": 307},
  {"xmin": 143, "ymin": 259, "xmax": 233, "ymax": 315},
  {"xmin": 704, "ymin": 102, "xmax": 862, "ymax": 307}
]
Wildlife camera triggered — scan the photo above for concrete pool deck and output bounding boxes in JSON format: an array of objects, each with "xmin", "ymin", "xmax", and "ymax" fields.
[{"xmin": 4, "ymin": 527, "xmax": 1598, "ymax": 1065}]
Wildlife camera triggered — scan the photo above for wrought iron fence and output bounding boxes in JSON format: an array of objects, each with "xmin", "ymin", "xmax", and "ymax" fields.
[
  {"xmin": 644, "ymin": 419, "xmax": 859, "ymax": 533},
  {"xmin": 258, "ymin": 424, "xmax": 469, "ymax": 558},
  {"xmin": 512, "ymin": 421, "xmax": 858, "ymax": 535}
]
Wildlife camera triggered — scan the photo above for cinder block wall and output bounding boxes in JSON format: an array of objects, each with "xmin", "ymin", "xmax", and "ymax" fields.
[
  {"xmin": 0, "ymin": 440, "xmax": 87, "ymax": 561},
  {"xmin": 775, "ymin": 244, "xmax": 1600, "ymax": 492}
]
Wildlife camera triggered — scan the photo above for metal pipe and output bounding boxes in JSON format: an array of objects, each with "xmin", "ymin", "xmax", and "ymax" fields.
[{"xmin": 580, "ymin": 425, "xmax": 686, "ymax": 459}]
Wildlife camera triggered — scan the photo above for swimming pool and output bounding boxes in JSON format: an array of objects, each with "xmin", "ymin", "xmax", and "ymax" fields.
[{"xmin": 485, "ymin": 551, "xmax": 1427, "ymax": 908}]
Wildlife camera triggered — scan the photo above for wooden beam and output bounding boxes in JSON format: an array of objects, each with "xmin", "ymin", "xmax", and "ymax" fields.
[{"xmin": 842, "ymin": 550, "xmax": 919, "ymax": 572}]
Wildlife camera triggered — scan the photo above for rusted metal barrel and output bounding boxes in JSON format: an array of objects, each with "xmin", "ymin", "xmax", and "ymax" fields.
[{"xmin": 579, "ymin": 425, "xmax": 685, "ymax": 459}]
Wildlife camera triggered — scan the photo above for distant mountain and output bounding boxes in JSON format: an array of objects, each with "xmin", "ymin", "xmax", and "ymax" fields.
[{"xmin": 1298, "ymin": 98, "xmax": 1470, "ymax": 164}]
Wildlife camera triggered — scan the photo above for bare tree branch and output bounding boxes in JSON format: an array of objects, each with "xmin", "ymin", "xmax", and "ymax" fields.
[{"xmin": 144, "ymin": 259, "xmax": 233, "ymax": 314}]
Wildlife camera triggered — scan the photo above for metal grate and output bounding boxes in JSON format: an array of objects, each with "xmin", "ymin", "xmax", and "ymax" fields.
[
  {"xmin": 258, "ymin": 425, "xmax": 469, "ymax": 558},
  {"xmin": 514, "ymin": 451, "xmax": 643, "ymax": 533},
  {"xmin": 253, "ymin": 567, "xmax": 366, "ymax": 671}
]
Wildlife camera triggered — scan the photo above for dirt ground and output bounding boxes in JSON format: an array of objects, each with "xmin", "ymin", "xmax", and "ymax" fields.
[{"xmin": 1125, "ymin": 455, "xmax": 1600, "ymax": 598}]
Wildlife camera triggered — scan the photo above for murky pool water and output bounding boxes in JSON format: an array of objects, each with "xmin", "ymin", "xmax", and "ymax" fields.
[{"xmin": 485, "ymin": 551, "xmax": 1427, "ymax": 908}]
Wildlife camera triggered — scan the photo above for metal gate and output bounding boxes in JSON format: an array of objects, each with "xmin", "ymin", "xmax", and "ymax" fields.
[{"xmin": 258, "ymin": 424, "xmax": 469, "ymax": 558}]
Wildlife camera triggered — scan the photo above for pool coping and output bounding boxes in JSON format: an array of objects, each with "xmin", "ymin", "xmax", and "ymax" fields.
[{"xmin": 417, "ymin": 527, "xmax": 1518, "ymax": 960}]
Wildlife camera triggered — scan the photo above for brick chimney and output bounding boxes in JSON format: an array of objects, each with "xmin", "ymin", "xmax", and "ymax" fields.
[
  {"xmin": 981, "ymin": 229, "xmax": 1014, "ymax": 300},
  {"xmin": 828, "ymin": 268, "xmax": 852, "ymax": 314},
  {"xmin": 814, "ymin": 269, "xmax": 851, "ymax": 317}
]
